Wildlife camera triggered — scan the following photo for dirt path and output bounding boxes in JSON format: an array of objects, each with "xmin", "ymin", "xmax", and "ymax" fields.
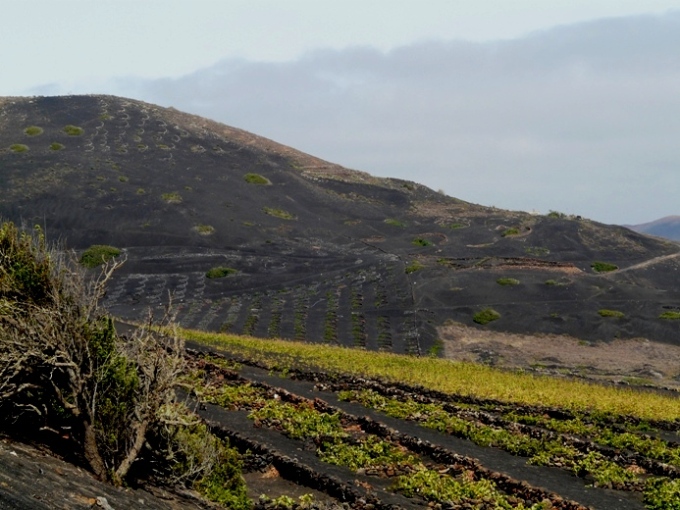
[{"xmin": 603, "ymin": 251, "xmax": 680, "ymax": 275}]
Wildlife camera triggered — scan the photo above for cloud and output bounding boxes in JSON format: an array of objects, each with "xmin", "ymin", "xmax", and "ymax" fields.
[{"xmin": 117, "ymin": 12, "xmax": 680, "ymax": 224}]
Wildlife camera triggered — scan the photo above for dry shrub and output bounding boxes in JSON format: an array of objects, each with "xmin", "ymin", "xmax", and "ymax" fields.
[{"xmin": 0, "ymin": 222, "xmax": 248, "ymax": 506}]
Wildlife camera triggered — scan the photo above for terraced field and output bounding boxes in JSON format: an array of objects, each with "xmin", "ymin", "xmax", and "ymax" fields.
[
  {"xmin": 158, "ymin": 329, "xmax": 680, "ymax": 510},
  {"xmin": 101, "ymin": 247, "xmax": 434, "ymax": 355}
]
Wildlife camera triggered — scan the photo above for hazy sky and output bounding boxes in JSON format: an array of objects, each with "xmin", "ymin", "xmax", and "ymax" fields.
[{"xmin": 3, "ymin": 1, "xmax": 680, "ymax": 224}]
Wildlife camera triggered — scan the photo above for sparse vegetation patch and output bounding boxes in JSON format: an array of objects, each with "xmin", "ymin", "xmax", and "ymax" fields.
[
  {"xmin": 23, "ymin": 126, "xmax": 43, "ymax": 136},
  {"xmin": 591, "ymin": 261, "xmax": 618, "ymax": 273},
  {"xmin": 193, "ymin": 224, "xmax": 215, "ymax": 236},
  {"xmin": 63, "ymin": 124, "xmax": 84, "ymax": 136},
  {"xmin": 80, "ymin": 245, "xmax": 121, "ymax": 268},
  {"xmin": 659, "ymin": 311, "xmax": 680, "ymax": 320},
  {"xmin": 9, "ymin": 144, "xmax": 28, "ymax": 153},
  {"xmin": 473, "ymin": 308, "xmax": 501, "ymax": 325},
  {"xmin": 525, "ymin": 246, "xmax": 550, "ymax": 256},
  {"xmin": 384, "ymin": 218, "xmax": 406, "ymax": 227},
  {"xmin": 496, "ymin": 278, "xmax": 520, "ymax": 286},
  {"xmin": 161, "ymin": 192, "xmax": 182, "ymax": 204},
  {"xmin": 243, "ymin": 172, "xmax": 271, "ymax": 185},
  {"xmin": 501, "ymin": 228, "xmax": 520, "ymax": 237},
  {"xmin": 206, "ymin": 267, "xmax": 238, "ymax": 279},
  {"xmin": 49, "ymin": 142, "xmax": 65, "ymax": 151},
  {"xmin": 598, "ymin": 309, "xmax": 625, "ymax": 318},
  {"xmin": 412, "ymin": 237, "xmax": 433, "ymax": 247},
  {"xmin": 405, "ymin": 260, "xmax": 424, "ymax": 274},
  {"xmin": 263, "ymin": 207, "xmax": 295, "ymax": 220}
]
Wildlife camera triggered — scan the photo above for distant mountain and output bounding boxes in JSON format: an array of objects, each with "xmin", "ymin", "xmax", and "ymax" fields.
[
  {"xmin": 1, "ymin": 95, "xmax": 680, "ymax": 355},
  {"xmin": 627, "ymin": 216, "xmax": 680, "ymax": 241}
]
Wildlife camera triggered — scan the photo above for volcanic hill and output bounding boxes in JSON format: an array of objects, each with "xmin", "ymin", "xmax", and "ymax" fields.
[
  {"xmin": 628, "ymin": 216, "xmax": 680, "ymax": 242},
  {"xmin": 1, "ymin": 94, "xmax": 680, "ymax": 377}
]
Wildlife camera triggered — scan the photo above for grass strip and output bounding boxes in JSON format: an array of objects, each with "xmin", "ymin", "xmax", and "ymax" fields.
[
  {"xmin": 340, "ymin": 389, "xmax": 639, "ymax": 489},
  {"xmin": 179, "ymin": 328, "xmax": 680, "ymax": 422}
]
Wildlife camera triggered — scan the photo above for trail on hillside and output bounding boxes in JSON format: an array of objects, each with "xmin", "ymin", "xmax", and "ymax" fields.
[{"xmin": 605, "ymin": 251, "xmax": 680, "ymax": 275}]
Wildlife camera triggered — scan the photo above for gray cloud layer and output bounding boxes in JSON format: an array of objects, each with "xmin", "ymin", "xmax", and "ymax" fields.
[{"xmin": 117, "ymin": 12, "xmax": 680, "ymax": 224}]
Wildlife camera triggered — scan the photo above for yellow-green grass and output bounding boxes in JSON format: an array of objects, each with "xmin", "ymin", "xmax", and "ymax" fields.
[{"xmin": 178, "ymin": 328, "xmax": 680, "ymax": 422}]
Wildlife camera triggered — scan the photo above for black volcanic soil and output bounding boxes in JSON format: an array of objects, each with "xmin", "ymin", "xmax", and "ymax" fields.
[
  {"xmin": 0, "ymin": 436, "xmax": 208, "ymax": 509},
  {"xmin": 1, "ymin": 94, "xmax": 680, "ymax": 360}
]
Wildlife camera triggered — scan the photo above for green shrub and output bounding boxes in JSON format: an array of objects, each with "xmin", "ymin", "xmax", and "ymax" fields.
[
  {"xmin": 405, "ymin": 261, "xmax": 424, "ymax": 274},
  {"xmin": 80, "ymin": 245, "xmax": 121, "ymax": 268},
  {"xmin": 0, "ymin": 223, "xmax": 53, "ymax": 305},
  {"xmin": 259, "ymin": 495, "xmax": 315, "ymax": 509},
  {"xmin": 547, "ymin": 210, "xmax": 566, "ymax": 219},
  {"xmin": 118, "ymin": 175, "xmax": 129, "ymax": 183},
  {"xmin": 384, "ymin": 218, "xmax": 406, "ymax": 227},
  {"xmin": 243, "ymin": 173, "xmax": 270, "ymax": 185},
  {"xmin": 427, "ymin": 339, "xmax": 444, "ymax": 357},
  {"xmin": 0, "ymin": 222, "xmax": 216, "ymax": 488},
  {"xmin": 193, "ymin": 224, "xmax": 215, "ymax": 236},
  {"xmin": 136, "ymin": 188, "xmax": 146, "ymax": 195},
  {"xmin": 501, "ymin": 228, "xmax": 520, "ymax": 237},
  {"xmin": 644, "ymin": 478, "xmax": 680, "ymax": 510},
  {"xmin": 63, "ymin": 125, "xmax": 84, "ymax": 136},
  {"xmin": 9, "ymin": 144, "xmax": 28, "ymax": 153},
  {"xmin": 659, "ymin": 311, "xmax": 680, "ymax": 320},
  {"xmin": 393, "ymin": 468, "xmax": 515, "ymax": 507},
  {"xmin": 525, "ymin": 246, "xmax": 550, "ymax": 256},
  {"xmin": 206, "ymin": 267, "xmax": 237, "ymax": 279},
  {"xmin": 598, "ymin": 309, "xmax": 625, "ymax": 318},
  {"xmin": 24, "ymin": 126, "xmax": 43, "ymax": 136},
  {"xmin": 448, "ymin": 223, "xmax": 466, "ymax": 229},
  {"xmin": 194, "ymin": 448, "xmax": 250, "ymax": 509},
  {"xmin": 263, "ymin": 207, "xmax": 295, "ymax": 220},
  {"xmin": 545, "ymin": 280, "xmax": 558, "ymax": 286},
  {"xmin": 412, "ymin": 238, "xmax": 433, "ymax": 247},
  {"xmin": 159, "ymin": 413, "xmax": 250, "ymax": 509},
  {"xmin": 473, "ymin": 308, "xmax": 501, "ymax": 325},
  {"xmin": 496, "ymin": 278, "xmax": 520, "ymax": 286},
  {"xmin": 161, "ymin": 192, "xmax": 182, "ymax": 204},
  {"xmin": 591, "ymin": 261, "xmax": 618, "ymax": 273},
  {"xmin": 49, "ymin": 142, "xmax": 65, "ymax": 151}
]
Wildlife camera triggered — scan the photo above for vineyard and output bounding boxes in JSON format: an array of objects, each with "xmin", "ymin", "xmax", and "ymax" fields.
[
  {"xmin": 170, "ymin": 329, "xmax": 680, "ymax": 509},
  {"xmin": 103, "ymin": 251, "xmax": 436, "ymax": 355}
]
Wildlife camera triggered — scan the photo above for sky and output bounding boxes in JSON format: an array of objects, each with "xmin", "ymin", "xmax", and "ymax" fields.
[{"xmin": 3, "ymin": 1, "xmax": 680, "ymax": 225}]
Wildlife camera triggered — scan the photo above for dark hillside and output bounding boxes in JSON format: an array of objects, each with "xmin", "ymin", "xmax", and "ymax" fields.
[
  {"xmin": 628, "ymin": 215, "xmax": 680, "ymax": 241},
  {"xmin": 1, "ymin": 95, "xmax": 680, "ymax": 365}
]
